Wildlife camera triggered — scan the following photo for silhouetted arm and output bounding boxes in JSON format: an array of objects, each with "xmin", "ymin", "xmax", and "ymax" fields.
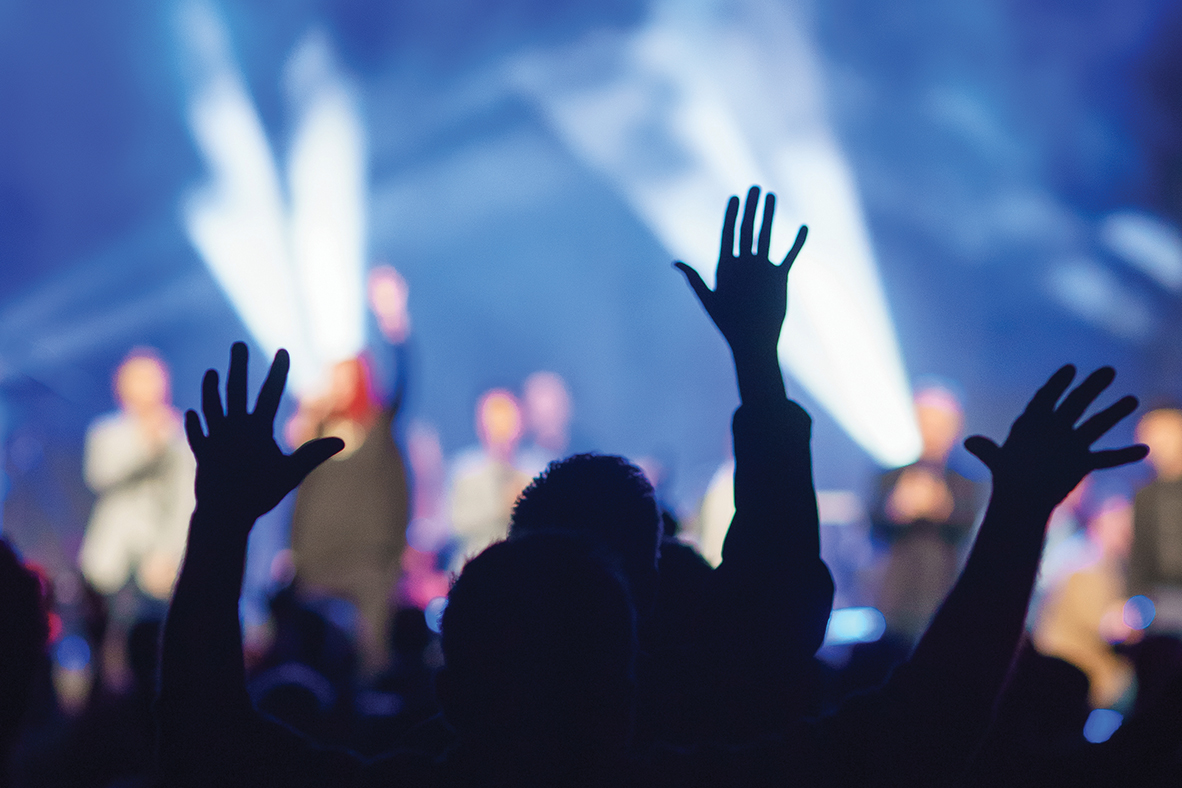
[
  {"xmin": 826, "ymin": 366, "xmax": 1148, "ymax": 787},
  {"xmin": 676, "ymin": 187, "xmax": 834, "ymax": 735},
  {"xmin": 158, "ymin": 343, "xmax": 356, "ymax": 787}
]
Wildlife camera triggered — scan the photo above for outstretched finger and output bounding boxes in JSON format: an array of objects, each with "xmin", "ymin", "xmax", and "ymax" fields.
[
  {"xmin": 226, "ymin": 342, "xmax": 249, "ymax": 417},
  {"xmin": 1026, "ymin": 365, "xmax": 1076, "ymax": 415},
  {"xmin": 674, "ymin": 262, "xmax": 714, "ymax": 313},
  {"xmin": 757, "ymin": 192, "xmax": 776, "ymax": 259},
  {"xmin": 1090, "ymin": 444, "xmax": 1150, "ymax": 470},
  {"xmin": 739, "ymin": 186, "xmax": 760, "ymax": 256},
  {"xmin": 184, "ymin": 410, "xmax": 206, "ymax": 457},
  {"xmin": 1057, "ymin": 366, "xmax": 1116, "ymax": 426},
  {"xmin": 964, "ymin": 435, "xmax": 1001, "ymax": 470},
  {"xmin": 288, "ymin": 437, "xmax": 345, "ymax": 488},
  {"xmin": 201, "ymin": 369, "xmax": 224, "ymax": 429},
  {"xmin": 255, "ymin": 349, "xmax": 290, "ymax": 425},
  {"xmin": 1076, "ymin": 395, "xmax": 1139, "ymax": 445},
  {"xmin": 781, "ymin": 225, "xmax": 808, "ymax": 271},
  {"xmin": 719, "ymin": 196, "xmax": 740, "ymax": 261}
]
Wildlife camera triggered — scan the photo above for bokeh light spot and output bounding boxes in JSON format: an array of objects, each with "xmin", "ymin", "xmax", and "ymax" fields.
[
  {"xmin": 1123, "ymin": 595, "xmax": 1156, "ymax": 630},
  {"xmin": 1083, "ymin": 708, "xmax": 1123, "ymax": 744},
  {"xmin": 823, "ymin": 607, "xmax": 886, "ymax": 646},
  {"xmin": 54, "ymin": 634, "xmax": 91, "ymax": 672}
]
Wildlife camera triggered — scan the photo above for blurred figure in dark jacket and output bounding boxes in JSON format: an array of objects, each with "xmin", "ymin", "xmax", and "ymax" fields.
[
  {"xmin": 872, "ymin": 384, "xmax": 982, "ymax": 642},
  {"xmin": 288, "ymin": 267, "xmax": 412, "ymax": 675}
]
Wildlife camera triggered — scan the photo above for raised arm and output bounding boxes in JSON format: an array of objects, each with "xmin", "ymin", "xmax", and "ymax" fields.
[
  {"xmin": 676, "ymin": 187, "xmax": 833, "ymax": 734},
  {"xmin": 158, "ymin": 343, "xmax": 345, "ymax": 787},
  {"xmin": 835, "ymin": 366, "xmax": 1148, "ymax": 787}
]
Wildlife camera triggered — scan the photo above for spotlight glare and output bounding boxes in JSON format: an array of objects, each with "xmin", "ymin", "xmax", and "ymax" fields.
[{"xmin": 178, "ymin": 2, "xmax": 366, "ymax": 393}]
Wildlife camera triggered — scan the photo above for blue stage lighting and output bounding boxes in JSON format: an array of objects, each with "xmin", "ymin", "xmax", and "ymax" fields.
[
  {"xmin": 54, "ymin": 634, "xmax": 91, "ymax": 672},
  {"xmin": 1083, "ymin": 708, "xmax": 1123, "ymax": 744},
  {"xmin": 823, "ymin": 606, "xmax": 887, "ymax": 646},
  {"xmin": 1123, "ymin": 595, "xmax": 1156, "ymax": 630}
]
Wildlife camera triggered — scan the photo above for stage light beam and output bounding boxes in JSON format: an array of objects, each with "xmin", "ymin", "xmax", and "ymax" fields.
[
  {"xmin": 511, "ymin": 0, "xmax": 921, "ymax": 467},
  {"xmin": 177, "ymin": 1, "xmax": 367, "ymax": 394}
]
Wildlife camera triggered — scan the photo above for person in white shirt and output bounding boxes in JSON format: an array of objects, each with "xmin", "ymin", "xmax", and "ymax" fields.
[{"xmin": 79, "ymin": 350, "xmax": 194, "ymax": 603}]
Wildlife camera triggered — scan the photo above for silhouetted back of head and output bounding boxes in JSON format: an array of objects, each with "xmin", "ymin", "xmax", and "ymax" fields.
[
  {"xmin": 438, "ymin": 533, "xmax": 636, "ymax": 779},
  {"xmin": 511, "ymin": 454, "xmax": 660, "ymax": 609},
  {"xmin": 0, "ymin": 539, "xmax": 48, "ymax": 753}
]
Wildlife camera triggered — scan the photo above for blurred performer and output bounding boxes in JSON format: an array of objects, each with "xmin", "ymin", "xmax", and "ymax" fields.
[
  {"xmin": 399, "ymin": 422, "xmax": 451, "ymax": 608},
  {"xmin": 79, "ymin": 350, "xmax": 194, "ymax": 605},
  {"xmin": 695, "ymin": 457, "xmax": 735, "ymax": 568},
  {"xmin": 287, "ymin": 266, "xmax": 411, "ymax": 675},
  {"xmin": 518, "ymin": 371, "xmax": 572, "ymax": 477},
  {"xmin": 448, "ymin": 390, "xmax": 531, "ymax": 560},
  {"xmin": 1130, "ymin": 407, "xmax": 1182, "ymax": 632},
  {"xmin": 871, "ymin": 385, "xmax": 982, "ymax": 641},
  {"xmin": 1034, "ymin": 496, "xmax": 1136, "ymax": 709},
  {"xmin": 1026, "ymin": 478, "xmax": 1094, "ymax": 629}
]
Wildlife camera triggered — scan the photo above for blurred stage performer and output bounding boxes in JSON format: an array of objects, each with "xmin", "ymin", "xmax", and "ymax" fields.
[
  {"xmin": 79, "ymin": 350, "xmax": 194, "ymax": 607},
  {"xmin": 448, "ymin": 389, "xmax": 531, "ymax": 561},
  {"xmin": 1034, "ymin": 496, "xmax": 1137, "ymax": 709},
  {"xmin": 1130, "ymin": 406, "xmax": 1182, "ymax": 632},
  {"xmin": 398, "ymin": 422, "xmax": 451, "ymax": 608},
  {"xmin": 518, "ymin": 371, "xmax": 573, "ymax": 476},
  {"xmin": 871, "ymin": 384, "xmax": 983, "ymax": 641},
  {"xmin": 286, "ymin": 266, "xmax": 410, "ymax": 674},
  {"xmin": 695, "ymin": 457, "xmax": 735, "ymax": 567}
]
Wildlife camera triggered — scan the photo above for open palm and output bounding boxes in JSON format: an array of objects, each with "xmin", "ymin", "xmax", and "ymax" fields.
[
  {"xmin": 676, "ymin": 185, "xmax": 807, "ymax": 357},
  {"xmin": 964, "ymin": 365, "xmax": 1148, "ymax": 515},
  {"xmin": 184, "ymin": 343, "xmax": 343, "ymax": 525}
]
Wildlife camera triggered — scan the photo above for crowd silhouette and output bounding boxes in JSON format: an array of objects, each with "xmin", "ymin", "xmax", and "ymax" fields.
[{"xmin": 4, "ymin": 186, "xmax": 1182, "ymax": 786}]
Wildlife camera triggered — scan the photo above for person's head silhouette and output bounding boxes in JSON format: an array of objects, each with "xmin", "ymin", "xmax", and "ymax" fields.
[
  {"xmin": 510, "ymin": 454, "xmax": 661, "ymax": 612},
  {"xmin": 436, "ymin": 533, "xmax": 636, "ymax": 782}
]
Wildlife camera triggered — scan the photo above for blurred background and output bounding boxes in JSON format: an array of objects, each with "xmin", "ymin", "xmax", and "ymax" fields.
[{"xmin": 2, "ymin": 0, "xmax": 1181, "ymax": 601}]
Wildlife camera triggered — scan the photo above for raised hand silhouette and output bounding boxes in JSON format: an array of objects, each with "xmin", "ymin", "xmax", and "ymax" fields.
[
  {"xmin": 859, "ymin": 364, "xmax": 1150, "ymax": 788},
  {"xmin": 963, "ymin": 365, "xmax": 1147, "ymax": 514},
  {"xmin": 665, "ymin": 186, "xmax": 833, "ymax": 743},
  {"xmin": 184, "ymin": 342, "xmax": 343, "ymax": 524},
  {"xmin": 675, "ymin": 185, "xmax": 807, "ymax": 361}
]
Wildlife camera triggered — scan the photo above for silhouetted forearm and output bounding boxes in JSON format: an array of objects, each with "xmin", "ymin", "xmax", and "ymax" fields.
[
  {"xmin": 160, "ymin": 507, "xmax": 386, "ymax": 788},
  {"xmin": 721, "ymin": 346, "xmax": 833, "ymax": 650},
  {"xmin": 910, "ymin": 494, "xmax": 1046, "ymax": 703},
  {"xmin": 158, "ymin": 506, "xmax": 257, "ymax": 785},
  {"xmin": 709, "ymin": 349, "xmax": 834, "ymax": 739},
  {"xmin": 732, "ymin": 346, "xmax": 786, "ymax": 408},
  {"xmin": 865, "ymin": 492, "xmax": 1049, "ymax": 786}
]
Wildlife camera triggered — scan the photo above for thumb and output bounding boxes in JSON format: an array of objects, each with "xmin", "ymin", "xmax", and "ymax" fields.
[
  {"xmin": 963, "ymin": 435, "xmax": 1001, "ymax": 470},
  {"xmin": 674, "ymin": 262, "xmax": 714, "ymax": 312},
  {"xmin": 288, "ymin": 437, "xmax": 346, "ymax": 487}
]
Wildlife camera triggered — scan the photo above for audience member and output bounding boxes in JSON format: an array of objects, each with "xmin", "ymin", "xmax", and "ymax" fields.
[
  {"xmin": 1, "ymin": 539, "xmax": 48, "ymax": 788},
  {"xmin": 158, "ymin": 190, "xmax": 1154, "ymax": 788},
  {"xmin": 515, "ymin": 186, "xmax": 833, "ymax": 743}
]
